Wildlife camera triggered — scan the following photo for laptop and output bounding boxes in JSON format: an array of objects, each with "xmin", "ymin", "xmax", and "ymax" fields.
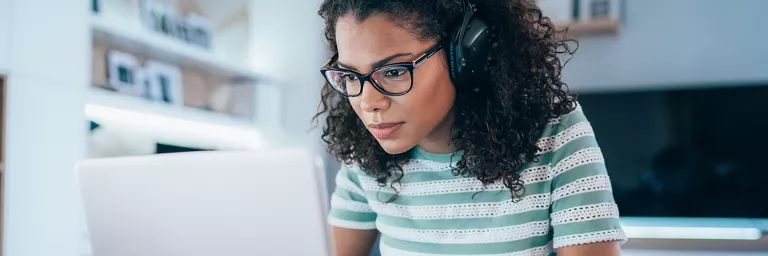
[{"xmin": 76, "ymin": 149, "xmax": 332, "ymax": 256}]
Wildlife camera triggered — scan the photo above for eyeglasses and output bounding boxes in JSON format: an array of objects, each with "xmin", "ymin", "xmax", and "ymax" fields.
[{"xmin": 320, "ymin": 43, "xmax": 443, "ymax": 97}]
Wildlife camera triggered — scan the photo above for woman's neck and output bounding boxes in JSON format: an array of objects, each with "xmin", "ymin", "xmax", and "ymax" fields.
[{"xmin": 417, "ymin": 113, "xmax": 454, "ymax": 154}]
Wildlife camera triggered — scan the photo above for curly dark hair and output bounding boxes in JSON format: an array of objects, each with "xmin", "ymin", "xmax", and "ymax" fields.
[{"xmin": 314, "ymin": 0, "xmax": 578, "ymax": 201}]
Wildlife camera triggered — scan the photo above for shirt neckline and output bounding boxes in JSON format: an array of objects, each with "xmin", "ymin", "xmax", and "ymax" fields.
[{"xmin": 409, "ymin": 146, "xmax": 461, "ymax": 163}]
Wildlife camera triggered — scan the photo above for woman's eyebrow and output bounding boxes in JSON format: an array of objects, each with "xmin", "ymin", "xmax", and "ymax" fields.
[{"xmin": 337, "ymin": 52, "xmax": 413, "ymax": 71}]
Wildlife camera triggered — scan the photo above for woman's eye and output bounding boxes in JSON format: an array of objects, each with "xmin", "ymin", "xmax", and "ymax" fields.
[
  {"xmin": 342, "ymin": 74, "xmax": 358, "ymax": 81},
  {"xmin": 384, "ymin": 69, "xmax": 407, "ymax": 77}
]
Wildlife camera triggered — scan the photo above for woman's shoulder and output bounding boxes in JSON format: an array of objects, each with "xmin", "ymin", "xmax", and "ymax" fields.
[
  {"xmin": 536, "ymin": 101, "xmax": 597, "ymax": 157},
  {"xmin": 339, "ymin": 162, "xmax": 365, "ymax": 175},
  {"xmin": 540, "ymin": 101, "xmax": 589, "ymax": 138},
  {"xmin": 547, "ymin": 101, "xmax": 586, "ymax": 129}
]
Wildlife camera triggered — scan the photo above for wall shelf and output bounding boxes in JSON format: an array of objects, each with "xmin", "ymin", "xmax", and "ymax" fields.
[
  {"xmin": 86, "ymin": 87, "xmax": 267, "ymax": 150},
  {"xmin": 555, "ymin": 18, "xmax": 621, "ymax": 36},
  {"xmin": 90, "ymin": 14, "xmax": 264, "ymax": 81},
  {"xmin": 87, "ymin": 87, "xmax": 254, "ymax": 127}
]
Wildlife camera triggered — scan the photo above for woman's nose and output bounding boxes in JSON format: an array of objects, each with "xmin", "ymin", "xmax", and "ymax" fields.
[{"xmin": 359, "ymin": 81, "xmax": 391, "ymax": 112}]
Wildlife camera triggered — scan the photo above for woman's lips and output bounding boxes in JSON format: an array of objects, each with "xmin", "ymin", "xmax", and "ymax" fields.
[{"xmin": 367, "ymin": 122, "xmax": 405, "ymax": 139}]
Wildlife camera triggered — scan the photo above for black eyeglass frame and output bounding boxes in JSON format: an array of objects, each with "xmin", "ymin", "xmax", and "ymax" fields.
[{"xmin": 320, "ymin": 43, "xmax": 443, "ymax": 97}]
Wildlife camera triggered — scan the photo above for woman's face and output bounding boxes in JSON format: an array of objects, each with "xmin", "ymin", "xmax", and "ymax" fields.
[{"xmin": 334, "ymin": 14, "xmax": 456, "ymax": 154}]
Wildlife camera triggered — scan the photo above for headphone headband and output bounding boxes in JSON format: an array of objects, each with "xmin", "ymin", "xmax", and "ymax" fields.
[
  {"xmin": 446, "ymin": 0, "xmax": 490, "ymax": 89},
  {"xmin": 454, "ymin": 0, "xmax": 476, "ymax": 63}
]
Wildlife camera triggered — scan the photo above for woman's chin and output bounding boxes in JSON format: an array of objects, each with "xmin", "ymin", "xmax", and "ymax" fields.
[{"xmin": 376, "ymin": 139, "xmax": 415, "ymax": 155}]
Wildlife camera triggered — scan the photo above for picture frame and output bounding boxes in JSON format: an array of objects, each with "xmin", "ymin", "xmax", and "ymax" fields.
[
  {"xmin": 107, "ymin": 50, "xmax": 145, "ymax": 97},
  {"xmin": 139, "ymin": 0, "xmax": 212, "ymax": 49},
  {"xmin": 139, "ymin": 0, "xmax": 179, "ymax": 37},
  {"xmin": 184, "ymin": 13, "xmax": 213, "ymax": 49},
  {"xmin": 579, "ymin": 0, "xmax": 620, "ymax": 21},
  {"xmin": 143, "ymin": 60, "xmax": 183, "ymax": 106}
]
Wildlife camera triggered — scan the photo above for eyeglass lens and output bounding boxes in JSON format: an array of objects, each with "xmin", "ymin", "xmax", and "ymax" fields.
[{"xmin": 324, "ymin": 65, "xmax": 412, "ymax": 96}]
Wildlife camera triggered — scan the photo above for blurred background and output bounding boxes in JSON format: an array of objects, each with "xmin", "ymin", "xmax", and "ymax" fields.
[{"xmin": 0, "ymin": 0, "xmax": 766, "ymax": 255}]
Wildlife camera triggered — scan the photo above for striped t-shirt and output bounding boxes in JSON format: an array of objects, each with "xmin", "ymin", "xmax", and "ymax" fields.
[{"xmin": 328, "ymin": 104, "xmax": 627, "ymax": 255}]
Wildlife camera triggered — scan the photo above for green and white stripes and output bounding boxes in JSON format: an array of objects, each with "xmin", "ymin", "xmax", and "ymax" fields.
[{"xmin": 327, "ymin": 104, "xmax": 626, "ymax": 255}]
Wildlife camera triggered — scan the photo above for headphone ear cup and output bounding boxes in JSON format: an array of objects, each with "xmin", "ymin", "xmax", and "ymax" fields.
[
  {"xmin": 460, "ymin": 17, "xmax": 490, "ymax": 80},
  {"xmin": 449, "ymin": 17, "xmax": 489, "ymax": 88},
  {"xmin": 446, "ymin": 26, "xmax": 462, "ymax": 83}
]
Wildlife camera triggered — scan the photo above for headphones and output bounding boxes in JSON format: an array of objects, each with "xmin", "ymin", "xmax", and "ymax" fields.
[{"xmin": 446, "ymin": 0, "xmax": 491, "ymax": 90}]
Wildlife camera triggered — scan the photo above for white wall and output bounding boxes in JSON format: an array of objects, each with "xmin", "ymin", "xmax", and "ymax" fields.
[
  {"xmin": 246, "ymin": 0, "xmax": 340, "ymax": 226},
  {"xmin": 564, "ymin": 0, "xmax": 768, "ymax": 92},
  {"xmin": 0, "ymin": 0, "xmax": 10, "ymax": 72},
  {"xmin": 3, "ymin": 1, "xmax": 91, "ymax": 256},
  {"xmin": 248, "ymin": 0, "xmax": 327, "ymax": 148}
]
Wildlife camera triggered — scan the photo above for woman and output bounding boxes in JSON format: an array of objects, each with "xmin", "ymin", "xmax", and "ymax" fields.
[{"xmin": 315, "ymin": 0, "xmax": 626, "ymax": 255}]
